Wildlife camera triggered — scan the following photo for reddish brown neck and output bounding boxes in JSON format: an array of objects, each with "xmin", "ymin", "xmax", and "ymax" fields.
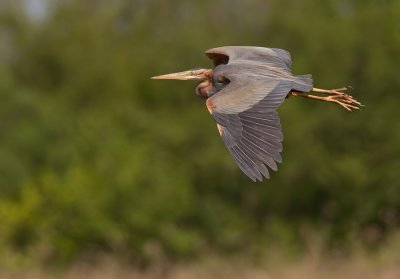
[{"xmin": 195, "ymin": 69, "xmax": 213, "ymax": 99}]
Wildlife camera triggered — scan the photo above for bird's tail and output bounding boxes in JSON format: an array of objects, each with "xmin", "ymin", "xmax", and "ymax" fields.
[{"xmin": 293, "ymin": 74, "xmax": 313, "ymax": 92}]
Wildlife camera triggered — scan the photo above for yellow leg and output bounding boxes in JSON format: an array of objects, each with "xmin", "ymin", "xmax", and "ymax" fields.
[
  {"xmin": 312, "ymin": 87, "xmax": 350, "ymax": 94},
  {"xmin": 289, "ymin": 87, "xmax": 363, "ymax": 111}
]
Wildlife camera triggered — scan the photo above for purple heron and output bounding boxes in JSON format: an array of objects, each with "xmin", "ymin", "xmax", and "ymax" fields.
[{"xmin": 152, "ymin": 46, "xmax": 362, "ymax": 182}]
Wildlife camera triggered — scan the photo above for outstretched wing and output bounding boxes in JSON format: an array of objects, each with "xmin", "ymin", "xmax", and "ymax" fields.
[
  {"xmin": 205, "ymin": 47, "xmax": 297, "ymax": 181},
  {"xmin": 208, "ymin": 79, "xmax": 292, "ymax": 182}
]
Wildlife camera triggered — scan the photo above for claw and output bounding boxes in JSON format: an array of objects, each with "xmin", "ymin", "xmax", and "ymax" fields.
[
  {"xmin": 300, "ymin": 86, "xmax": 364, "ymax": 111},
  {"xmin": 327, "ymin": 94, "xmax": 362, "ymax": 111}
]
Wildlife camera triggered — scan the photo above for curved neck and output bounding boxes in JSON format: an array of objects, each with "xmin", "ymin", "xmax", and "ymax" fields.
[{"xmin": 195, "ymin": 69, "xmax": 213, "ymax": 99}]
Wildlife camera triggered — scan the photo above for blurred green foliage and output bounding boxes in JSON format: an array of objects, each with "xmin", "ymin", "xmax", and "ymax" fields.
[{"xmin": 0, "ymin": 0, "xmax": 400, "ymax": 265}]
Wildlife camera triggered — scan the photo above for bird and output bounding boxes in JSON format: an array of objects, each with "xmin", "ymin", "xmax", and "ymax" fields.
[{"xmin": 152, "ymin": 46, "xmax": 362, "ymax": 182}]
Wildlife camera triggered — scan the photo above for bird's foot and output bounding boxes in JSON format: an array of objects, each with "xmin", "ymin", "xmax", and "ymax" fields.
[
  {"xmin": 318, "ymin": 94, "xmax": 361, "ymax": 111},
  {"xmin": 311, "ymin": 86, "xmax": 363, "ymax": 111},
  {"xmin": 290, "ymin": 86, "xmax": 363, "ymax": 111}
]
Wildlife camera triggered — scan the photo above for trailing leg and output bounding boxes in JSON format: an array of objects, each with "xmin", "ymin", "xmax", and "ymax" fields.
[{"xmin": 289, "ymin": 87, "xmax": 363, "ymax": 111}]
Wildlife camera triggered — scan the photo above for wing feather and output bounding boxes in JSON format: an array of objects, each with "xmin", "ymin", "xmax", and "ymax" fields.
[
  {"xmin": 215, "ymin": 109, "xmax": 284, "ymax": 181},
  {"xmin": 210, "ymin": 81, "xmax": 288, "ymax": 181}
]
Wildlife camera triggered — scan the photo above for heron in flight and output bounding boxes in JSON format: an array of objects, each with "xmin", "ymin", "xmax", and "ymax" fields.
[{"xmin": 152, "ymin": 46, "xmax": 362, "ymax": 182}]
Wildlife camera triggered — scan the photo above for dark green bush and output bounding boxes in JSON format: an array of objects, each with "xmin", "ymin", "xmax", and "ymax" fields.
[{"xmin": 0, "ymin": 0, "xmax": 399, "ymax": 265}]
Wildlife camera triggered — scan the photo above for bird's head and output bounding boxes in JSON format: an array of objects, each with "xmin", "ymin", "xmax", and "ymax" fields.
[{"xmin": 151, "ymin": 68, "xmax": 211, "ymax": 81}]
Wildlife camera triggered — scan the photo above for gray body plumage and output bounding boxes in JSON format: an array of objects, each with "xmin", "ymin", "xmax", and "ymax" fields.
[{"xmin": 205, "ymin": 46, "xmax": 313, "ymax": 181}]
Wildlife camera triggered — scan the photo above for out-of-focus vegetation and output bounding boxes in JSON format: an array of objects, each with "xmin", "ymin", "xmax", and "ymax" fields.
[
  {"xmin": 0, "ymin": 0, "xmax": 400, "ymax": 269},
  {"xmin": 5, "ymin": 246, "xmax": 400, "ymax": 279}
]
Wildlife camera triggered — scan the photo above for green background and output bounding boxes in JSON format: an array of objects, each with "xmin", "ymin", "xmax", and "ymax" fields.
[{"xmin": 0, "ymin": 0, "xmax": 399, "ymax": 267}]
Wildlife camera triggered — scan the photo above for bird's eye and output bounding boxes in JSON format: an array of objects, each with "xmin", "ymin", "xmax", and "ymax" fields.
[{"xmin": 216, "ymin": 75, "xmax": 229, "ymax": 85}]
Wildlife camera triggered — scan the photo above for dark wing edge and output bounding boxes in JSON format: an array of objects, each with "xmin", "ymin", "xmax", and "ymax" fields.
[
  {"xmin": 205, "ymin": 48, "xmax": 230, "ymax": 67},
  {"xmin": 208, "ymin": 81, "xmax": 291, "ymax": 182}
]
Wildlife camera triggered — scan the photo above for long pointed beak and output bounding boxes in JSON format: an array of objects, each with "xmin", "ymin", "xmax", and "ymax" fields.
[{"xmin": 151, "ymin": 70, "xmax": 203, "ymax": 80}]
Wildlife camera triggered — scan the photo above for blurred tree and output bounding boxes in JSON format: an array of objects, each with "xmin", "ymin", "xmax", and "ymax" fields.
[{"xmin": 0, "ymin": 0, "xmax": 399, "ymax": 266}]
